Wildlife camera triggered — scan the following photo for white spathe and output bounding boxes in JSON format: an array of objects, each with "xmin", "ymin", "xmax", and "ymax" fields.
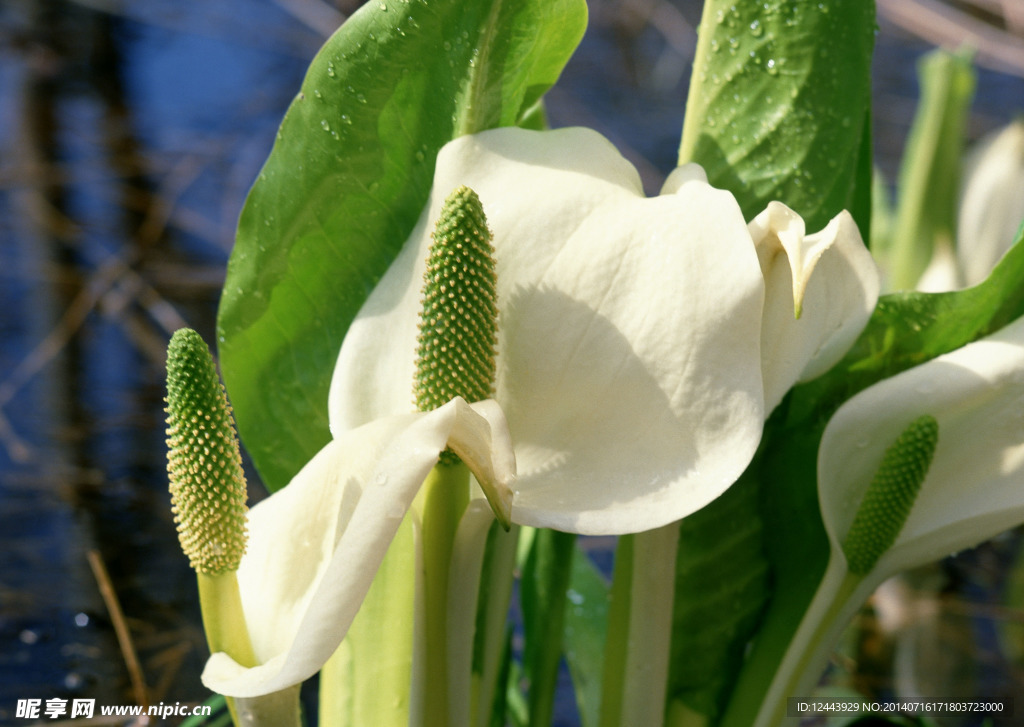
[
  {"xmin": 201, "ymin": 397, "xmax": 515, "ymax": 698},
  {"xmin": 331, "ymin": 126, "xmax": 878, "ymax": 534},
  {"xmin": 755, "ymin": 314, "xmax": 1024, "ymax": 727},
  {"xmin": 819, "ymin": 313, "xmax": 1024, "ymax": 575}
]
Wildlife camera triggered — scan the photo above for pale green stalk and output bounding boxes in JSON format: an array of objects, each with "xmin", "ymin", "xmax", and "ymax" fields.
[
  {"xmin": 470, "ymin": 524, "xmax": 520, "ymax": 727},
  {"xmin": 197, "ymin": 572, "xmax": 258, "ymax": 727},
  {"xmin": 887, "ymin": 49, "xmax": 975, "ymax": 290},
  {"xmin": 235, "ymin": 686, "xmax": 303, "ymax": 727},
  {"xmin": 751, "ymin": 559, "xmax": 867, "ymax": 727},
  {"xmin": 318, "ymin": 514, "xmax": 419, "ymax": 727},
  {"xmin": 421, "ymin": 462, "xmax": 471, "ymax": 727},
  {"xmin": 599, "ymin": 525, "xmax": 679, "ymax": 727},
  {"xmin": 678, "ymin": 0, "xmax": 718, "ymax": 165}
]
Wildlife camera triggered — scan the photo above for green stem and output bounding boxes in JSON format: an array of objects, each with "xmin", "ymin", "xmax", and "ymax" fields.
[
  {"xmin": 318, "ymin": 513, "xmax": 418, "ymax": 727},
  {"xmin": 447, "ymin": 505, "xmax": 518, "ymax": 727},
  {"xmin": 677, "ymin": 0, "xmax": 718, "ymax": 164},
  {"xmin": 598, "ymin": 524, "xmax": 679, "ymax": 727},
  {"xmin": 598, "ymin": 533, "xmax": 633, "ymax": 727},
  {"xmin": 197, "ymin": 571, "xmax": 257, "ymax": 727},
  {"xmin": 470, "ymin": 523, "xmax": 520, "ymax": 727},
  {"xmin": 235, "ymin": 685, "xmax": 302, "ymax": 727},
  {"xmin": 522, "ymin": 529, "xmax": 577, "ymax": 727},
  {"xmin": 752, "ymin": 557, "xmax": 868, "ymax": 727},
  {"xmin": 888, "ymin": 49, "xmax": 975, "ymax": 290},
  {"xmin": 421, "ymin": 461, "xmax": 471, "ymax": 727}
]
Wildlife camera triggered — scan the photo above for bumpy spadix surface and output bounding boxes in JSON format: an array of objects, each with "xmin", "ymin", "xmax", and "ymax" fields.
[
  {"xmin": 332, "ymin": 127, "xmax": 877, "ymax": 534},
  {"xmin": 415, "ymin": 185, "xmax": 498, "ymax": 414},
  {"xmin": 841, "ymin": 414, "xmax": 937, "ymax": 576},
  {"xmin": 165, "ymin": 328, "xmax": 248, "ymax": 575}
]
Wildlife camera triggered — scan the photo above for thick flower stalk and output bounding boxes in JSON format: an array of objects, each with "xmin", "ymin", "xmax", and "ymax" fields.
[
  {"xmin": 166, "ymin": 328, "xmax": 299, "ymax": 727},
  {"xmin": 753, "ymin": 314, "xmax": 1024, "ymax": 727},
  {"xmin": 414, "ymin": 184, "xmax": 503, "ymax": 726}
]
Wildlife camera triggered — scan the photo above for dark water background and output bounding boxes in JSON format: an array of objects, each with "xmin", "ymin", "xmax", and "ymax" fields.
[{"xmin": 1, "ymin": 0, "xmax": 1023, "ymax": 725}]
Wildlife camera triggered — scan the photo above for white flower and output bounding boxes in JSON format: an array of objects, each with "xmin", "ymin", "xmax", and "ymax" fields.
[
  {"xmin": 958, "ymin": 119, "xmax": 1024, "ymax": 287},
  {"xmin": 200, "ymin": 397, "xmax": 515, "ymax": 698},
  {"xmin": 755, "ymin": 314, "xmax": 1024, "ymax": 727},
  {"xmin": 198, "ymin": 127, "xmax": 879, "ymax": 706},
  {"xmin": 331, "ymin": 126, "xmax": 878, "ymax": 534}
]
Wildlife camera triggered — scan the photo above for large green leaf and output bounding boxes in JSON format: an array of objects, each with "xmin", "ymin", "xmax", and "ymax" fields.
[
  {"xmin": 670, "ymin": 2, "xmax": 874, "ymax": 724},
  {"xmin": 679, "ymin": 0, "xmax": 875, "ymax": 234},
  {"xmin": 664, "ymin": 472, "xmax": 770, "ymax": 725},
  {"xmin": 217, "ymin": 0, "xmax": 587, "ymax": 489}
]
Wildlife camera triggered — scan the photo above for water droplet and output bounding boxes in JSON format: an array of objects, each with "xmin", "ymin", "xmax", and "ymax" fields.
[
  {"xmin": 750, "ymin": 19, "xmax": 763, "ymax": 36},
  {"xmin": 313, "ymin": 89, "xmax": 323, "ymax": 99},
  {"xmin": 356, "ymin": 93, "xmax": 366, "ymax": 104},
  {"xmin": 415, "ymin": 150, "xmax": 425, "ymax": 162},
  {"xmin": 74, "ymin": 613, "xmax": 89, "ymax": 627},
  {"xmin": 341, "ymin": 114, "xmax": 352, "ymax": 125},
  {"xmin": 378, "ymin": 1, "xmax": 387, "ymax": 9},
  {"xmin": 766, "ymin": 58, "xmax": 778, "ymax": 74},
  {"xmin": 20, "ymin": 629, "xmax": 39, "ymax": 645},
  {"xmin": 321, "ymin": 119, "xmax": 331, "ymax": 132},
  {"xmin": 375, "ymin": 472, "xmax": 389, "ymax": 486},
  {"xmin": 327, "ymin": 62, "xmax": 336, "ymax": 78}
]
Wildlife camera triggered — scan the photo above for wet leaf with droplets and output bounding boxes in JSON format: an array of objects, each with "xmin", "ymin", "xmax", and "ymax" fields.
[
  {"xmin": 218, "ymin": 0, "xmax": 586, "ymax": 490},
  {"xmin": 680, "ymin": 0, "xmax": 874, "ymax": 236}
]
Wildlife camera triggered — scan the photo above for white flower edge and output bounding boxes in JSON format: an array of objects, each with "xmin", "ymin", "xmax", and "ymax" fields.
[
  {"xmin": 749, "ymin": 202, "xmax": 880, "ymax": 413},
  {"xmin": 755, "ymin": 314, "xmax": 1024, "ymax": 727},
  {"xmin": 820, "ymin": 313, "xmax": 1024, "ymax": 573},
  {"xmin": 331, "ymin": 126, "xmax": 769, "ymax": 535},
  {"xmin": 201, "ymin": 397, "xmax": 515, "ymax": 698},
  {"xmin": 958, "ymin": 119, "xmax": 1024, "ymax": 287}
]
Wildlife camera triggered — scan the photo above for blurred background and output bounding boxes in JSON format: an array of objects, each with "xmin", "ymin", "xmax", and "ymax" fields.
[{"xmin": 1, "ymin": 0, "xmax": 1022, "ymax": 724}]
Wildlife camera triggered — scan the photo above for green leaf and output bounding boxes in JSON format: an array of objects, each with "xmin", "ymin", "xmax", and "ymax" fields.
[
  {"xmin": 665, "ymin": 473, "xmax": 770, "ymax": 725},
  {"xmin": 679, "ymin": 0, "xmax": 875, "ymax": 235},
  {"xmin": 217, "ymin": 0, "xmax": 587, "ymax": 490}
]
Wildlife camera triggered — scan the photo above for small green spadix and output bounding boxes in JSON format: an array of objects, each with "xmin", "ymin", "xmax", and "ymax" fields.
[
  {"xmin": 841, "ymin": 414, "xmax": 939, "ymax": 576},
  {"xmin": 414, "ymin": 185, "xmax": 499, "ymax": 464},
  {"xmin": 166, "ymin": 328, "xmax": 248, "ymax": 575}
]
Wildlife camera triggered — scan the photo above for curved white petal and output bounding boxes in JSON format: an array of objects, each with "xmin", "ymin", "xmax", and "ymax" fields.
[
  {"xmin": 201, "ymin": 398, "xmax": 514, "ymax": 697},
  {"xmin": 751, "ymin": 203, "xmax": 879, "ymax": 412},
  {"xmin": 756, "ymin": 315, "xmax": 1024, "ymax": 727},
  {"xmin": 331, "ymin": 127, "xmax": 767, "ymax": 534},
  {"xmin": 958, "ymin": 119, "xmax": 1024, "ymax": 287},
  {"xmin": 819, "ymin": 313, "xmax": 1024, "ymax": 579}
]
